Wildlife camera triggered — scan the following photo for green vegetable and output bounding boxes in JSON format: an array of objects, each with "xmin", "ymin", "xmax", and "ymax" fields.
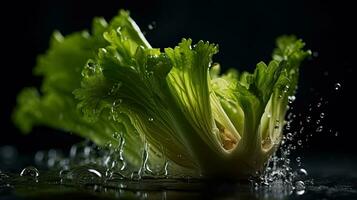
[{"xmin": 13, "ymin": 10, "xmax": 310, "ymax": 178}]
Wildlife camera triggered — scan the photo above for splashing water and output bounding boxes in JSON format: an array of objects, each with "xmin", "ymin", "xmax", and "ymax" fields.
[
  {"xmin": 27, "ymin": 93, "xmax": 335, "ymax": 191},
  {"xmin": 250, "ymin": 82, "xmax": 342, "ymax": 195},
  {"xmin": 0, "ymin": 84, "xmax": 344, "ymax": 199}
]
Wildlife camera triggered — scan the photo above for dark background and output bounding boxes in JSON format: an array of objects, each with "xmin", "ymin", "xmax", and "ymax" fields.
[{"xmin": 0, "ymin": 0, "xmax": 355, "ymax": 167}]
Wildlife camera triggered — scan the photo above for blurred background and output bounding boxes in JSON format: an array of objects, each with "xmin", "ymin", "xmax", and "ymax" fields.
[{"xmin": 1, "ymin": 0, "xmax": 355, "ymax": 174}]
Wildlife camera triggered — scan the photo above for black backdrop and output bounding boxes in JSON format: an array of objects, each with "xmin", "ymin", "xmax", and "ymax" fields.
[{"xmin": 1, "ymin": 0, "xmax": 355, "ymax": 160}]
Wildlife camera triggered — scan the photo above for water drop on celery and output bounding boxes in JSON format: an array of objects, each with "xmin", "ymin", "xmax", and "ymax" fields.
[
  {"xmin": 283, "ymin": 85, "xmax": 289, "ymax": 93},
  {"xmin": 274, "ymin": 120, "xmax": 280, "ymax": 129},
  {"xmin": 113, "ymin": 131, "xmax": 121, "ymax": 139}
]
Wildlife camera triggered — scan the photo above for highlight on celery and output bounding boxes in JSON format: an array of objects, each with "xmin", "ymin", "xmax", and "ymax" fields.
[{"xmin": 13, "ymin": 10, "xmax": 311, "ymax": 179}]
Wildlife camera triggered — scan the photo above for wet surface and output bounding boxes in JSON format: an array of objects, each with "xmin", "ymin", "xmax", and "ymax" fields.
[
  {"xmin": 1, "ymin": 146, "xmax": 357, "ymax": 200},
  {"xmin": 1, "ymin": 169, "xmax": 357, "ymax": 199}
]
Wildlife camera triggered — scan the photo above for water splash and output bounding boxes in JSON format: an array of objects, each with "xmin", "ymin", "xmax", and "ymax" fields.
[
  {"xmin": 251, "ymin": 85, "xmax": 340, "ymax": 195},
  {"xmin": 22, "ymin": 85, "xmax": 341, "ymax": 198}
]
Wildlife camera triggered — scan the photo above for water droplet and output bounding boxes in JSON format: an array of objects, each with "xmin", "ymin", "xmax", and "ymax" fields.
[
  {"xmin": 163, "ymin": 161, "xmax": 169, "ymax": 177},
  {"xmin": 34, "ymin": 151, "xmax": 46, "ymax": 165},
  {"xmin": 69, "ymin": 141, "xmax": 92, "ymax": 161},
  {"xmin": 111, "ymin": 132, "xmax": 118, "ymax": 140},
  {"xmin": 254, "ymin": 182, "xmax": 259, "ymax": 190},
  {"xmin": 148, "ymin": 24, "xmax": 154, "ymax": 30},
  {"xmin": 306, "ymin": 116, "xmax": 311, "ymax": 123},
  {"xmin": 316, "ymin": 126, "xmax": 323, "ymax": 132},
  {"xmin": 295, "ymin": 189, "xmax": 305, "ymax": 195},
  {"xmin": 297, "ymin": 168, "xmax": 308, "ymax": 177},
  {"xmin": 285, "ymin": 158, "xmax": 290, "ymax": 165},
  {"xmin": 283, "ymin": 85, "xmax": 290, "ymax": 93},
  {"xmin": 297, "ymin": 140, "xmax": 302, "ymax": 146},
  {"xmin": 141, "ymin": 142, "xmax": 151, "ymax": 176},
  {"xmin": 58, "ymin": 159, "xmax": 70, "ymax": 169},
  {"xmin": 92, "ymin": 184, "xmax": 102, "ymax": 192},
  {"xmin": 334, "ymin": 83, "xmax": 341, "ymax": 90},
  {"xmin": 285, "ymin": 124, "xmax": 291, "ymax": 130},
  {"xmin": 295, "ymin": 181, "xmax": 305, "ymax": 194},
  {"xmin": 117, "ymin": 140, "xmax": 126, "ymax": 171},
  {"xmin": 288, "ymin": 96, "xmax": 296, "ymax": 103},
  {"xmin": 59, "ymin": 169, "xmax": 71, "ymax": 184},
  {"xmin": 99, "ymin": 48, "xmax": 107, "ymax": 54},
  {"xmin": 104, "ymin": 169, "xmax": 113, "ymax": 180},
  {"xmin": 267, "ymin": 113, "xmax": 272, "ymax": 118},
  {"xmin": 299, "ymin": 127, "xmax": 304, "ymax": 134},
  {"xmin": 59, "ymin": 169, "xmax": 70, "ymax": 177},
  {"xmin": 296, "ymin": 157, "xmax": 301, "ymax": 163},
  {"xmin": 112, "ymin": 99, "xmax": 123, "ymax": 108},
  {"xmin": 20, "ymin": 166, "xmax": 39, "ymax": 178},
  {"xmin": 70, "ymin": 145, "xmax": 79, "ymax": 158},
  {"xmin": 88, "ymin": 169, "xmax": 102, "ymax": 178},
  {"xmin": 148, "ymin": 117, "xmax": 154, "ymax": 122},
  {"xmin": 109, "ymin": 82, "xmax": 122, "ymax": 95},
  {"xmin": 317, "ymin": 102, "xmax": 322, "ymax": 108},
  {"xmin": 130, "ymin": 171, "xmax": 141, "ymax": 181},
  {"xmin": 320, "ymin": 113, "xmax": 325, "ymax": 118},
  {"xmin": 316, "ymin": 119, "xmax": 321, "ymax": 125},
  {"xmin": 274, "ymin": 120, "xmax": 280, "ymax": 129},
  {"xmin": 286, "ymin": 133, "xmax": 293, "ymax": 141},
  {"xmin": 106, "ymin": 142, "xmax": 113, "ymax": 149},
  {"xmin": 335, "ymin": 131, "xmax": 339, "ymax": 136},
  {"xmin": 45, "ymin": 149, "xmax": 63, "ymax": 167},
  {"xmin": 71, "ymin": 167, "xmax": 103, "ymax": 185},
  {"xmin": 287, "ymin": 113, "xmax": 293, "ymax": 120}
]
